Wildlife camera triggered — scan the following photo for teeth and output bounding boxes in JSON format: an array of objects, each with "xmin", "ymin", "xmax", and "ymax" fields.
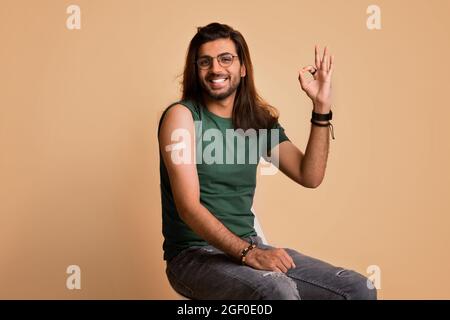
[{"xmin": 211, "ymin": 78, "xmax": 227, "ymax": 83}]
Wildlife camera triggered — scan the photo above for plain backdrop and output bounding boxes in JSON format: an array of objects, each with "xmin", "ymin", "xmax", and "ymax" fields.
[{"xmin": 1, "ymin": 0, "xmax": 449, "ymax": 299}]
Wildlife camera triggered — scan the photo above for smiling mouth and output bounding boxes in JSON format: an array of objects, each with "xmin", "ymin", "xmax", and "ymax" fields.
[
  {"xmin": 209, "ymin": 77, "xmax": 228, "ymax": 83},
  {"xmin": 208, "ymin": 77, "xmax": 229, "ymax": 89}
]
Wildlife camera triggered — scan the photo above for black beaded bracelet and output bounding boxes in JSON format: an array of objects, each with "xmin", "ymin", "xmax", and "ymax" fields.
[{"xmin": 240, "ymin": 243, "xmax": 256, "ymax": 265}]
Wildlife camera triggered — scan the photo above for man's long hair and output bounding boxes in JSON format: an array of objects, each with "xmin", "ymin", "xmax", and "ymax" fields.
[{"xmin": 182, "ymin": 22, "xmax": 279, "ymax": 131}]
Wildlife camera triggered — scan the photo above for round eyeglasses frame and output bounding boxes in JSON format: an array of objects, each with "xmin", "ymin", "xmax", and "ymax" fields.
[{"xmin": 195, "ymin": 53, "xmax": 239, "ymax": 70}]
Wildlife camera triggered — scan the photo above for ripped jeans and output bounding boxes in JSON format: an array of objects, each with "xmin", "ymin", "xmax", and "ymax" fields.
[{"xmin": 166, "ymin": 235, "xmax": 377, "ymax": 300}]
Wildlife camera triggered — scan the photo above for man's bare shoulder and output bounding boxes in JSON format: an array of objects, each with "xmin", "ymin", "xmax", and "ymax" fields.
[
  {"xmin": 159, "ymin": 103, "xmax": 195, "ymax": 139},
  {"xmin": 162, "ymin": 103, "xmax": 194, "ymax": 124}
]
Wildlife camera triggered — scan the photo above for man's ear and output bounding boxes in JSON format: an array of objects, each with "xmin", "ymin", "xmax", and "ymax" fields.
[{"xmin": 240, "ymin": 64, "xmax": 246, "ymax": 77}]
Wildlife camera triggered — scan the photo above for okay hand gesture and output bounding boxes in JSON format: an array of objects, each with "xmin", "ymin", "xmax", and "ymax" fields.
[{"xmin": 298, "ymin": 45, "xmax": 334, "ymax": 113}]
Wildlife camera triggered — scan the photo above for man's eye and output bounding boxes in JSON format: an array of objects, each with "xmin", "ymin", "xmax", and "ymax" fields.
[
  {"xmin": 198, "ymin": 58, "xmax": 210, "ymax": 66},
  {"xmin": 220, "ymin": 55, "xmax": 233, "ymax": 63}
]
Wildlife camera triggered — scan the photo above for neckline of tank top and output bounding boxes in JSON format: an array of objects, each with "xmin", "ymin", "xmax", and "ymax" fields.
[{"xmin": 201, "ymin": 105, "xmax": 233, "ymax": 122}]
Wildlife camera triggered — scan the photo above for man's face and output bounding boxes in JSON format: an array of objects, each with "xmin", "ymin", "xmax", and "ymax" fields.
[{"xmin": 197, "ymin": 38, "xmax": 246, "ymax": 101}]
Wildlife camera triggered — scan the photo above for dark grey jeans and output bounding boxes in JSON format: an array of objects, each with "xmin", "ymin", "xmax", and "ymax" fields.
[{"xmin": 166, "ymin": 235, "xmax": 377, "ymax": 300}]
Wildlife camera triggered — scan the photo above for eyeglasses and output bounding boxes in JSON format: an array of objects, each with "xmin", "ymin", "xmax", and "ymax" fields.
[{"xmin": 195, "ymin": 53, "xmax": 239, "ymax": 70}]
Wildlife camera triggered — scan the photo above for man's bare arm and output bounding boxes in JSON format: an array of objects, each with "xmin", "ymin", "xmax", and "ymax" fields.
[
  {"xmin": 268, "ymin": 118, "xmax": 329, "ymax": 188},
  {"xmin": 271, "ymin": 44, "xmax": 334, "ymax": 188}
]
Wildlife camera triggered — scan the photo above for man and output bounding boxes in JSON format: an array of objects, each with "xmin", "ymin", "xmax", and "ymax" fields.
[{"xmin": 158, "ymin": 22, "xmax": 376, "ymax": 300}]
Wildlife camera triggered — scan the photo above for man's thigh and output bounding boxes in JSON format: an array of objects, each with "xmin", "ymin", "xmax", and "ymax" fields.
[
  {"xmin": 258, "ymin": 242, "xmax": 376, "ymax": 300},
  {"xmin": 166, "ymin": 245, "xmax": 299, "ymax": 300}
]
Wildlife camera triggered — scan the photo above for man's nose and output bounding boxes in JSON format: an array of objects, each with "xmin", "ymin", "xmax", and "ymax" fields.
[{"xmin": 210, "ymin": 58, "xmax": 224, "ymax": 73}]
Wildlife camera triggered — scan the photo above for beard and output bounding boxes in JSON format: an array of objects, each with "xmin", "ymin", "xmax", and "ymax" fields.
[{"xmin": 199, "ymin": 74, "xmax": 241, "ymax": 101}]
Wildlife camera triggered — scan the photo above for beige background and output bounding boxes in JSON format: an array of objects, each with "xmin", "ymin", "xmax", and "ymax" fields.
[{"xmin": 1, "ymin": 0, "xmax": 449, "ymax": 299}]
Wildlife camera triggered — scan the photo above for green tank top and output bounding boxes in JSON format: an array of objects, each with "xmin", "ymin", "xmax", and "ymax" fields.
[{"xmin": 158, "ymin": 99, "xmax": 290, "ymax": 261}]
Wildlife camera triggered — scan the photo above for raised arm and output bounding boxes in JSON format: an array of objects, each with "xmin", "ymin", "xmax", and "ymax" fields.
[{"xmin": 268, "ymin": 45, "xmax": 334, "ymax": 188}]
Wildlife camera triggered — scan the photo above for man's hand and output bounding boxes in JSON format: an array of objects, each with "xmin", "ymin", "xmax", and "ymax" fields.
[
  {"xmin": 298, "ymin": 45, "xmax": 334, "ymax": 113},
  {"xmin": 244, "ymin": 247, "xmax": 296, "ymax": 273}
]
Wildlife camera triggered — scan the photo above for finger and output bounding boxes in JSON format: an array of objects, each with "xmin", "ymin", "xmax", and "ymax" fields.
[
  {"xmin": 329, "ymin": 54, "xmax": 334, "ymax": 74},
  {"xmin": 273, "ymin": 266, "xmax": 284, "ymax": 273},
  {"xmin": 280, "ymin": 250, "xmax": 295, "ymax": 269},
  {"xmin": 279, "ymin": 255, "xmax": 293, "ymax": 271},
  {"xmin": 315, "ymin": 45, "xmax": 320, "ymax": 70},
  {"xmin": 277, "ymin": 263, "xmax": 288, "ymax": 273},
  {"xmin": 321, "ymin": 46, "xmax": 328, "ymax": 70},
  {"xmin": 298, "ymin": 66, "xmax": 315, "ymax": 88},
  {"xmin": 303, "ymin": 65, "xmax": 317, "ymax": 75},
  {"xmin": 283, "ymin": 251, "xmax": 296, "ymax": 269}
]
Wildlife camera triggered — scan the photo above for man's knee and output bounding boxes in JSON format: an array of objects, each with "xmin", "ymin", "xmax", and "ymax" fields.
[
  {"xmin": 259, "ymin": 272, "xmax": 300, "ymax": 300},
  {"xmin": 338, "ymin": 269, "xmax": 377, "ymax": 300}
]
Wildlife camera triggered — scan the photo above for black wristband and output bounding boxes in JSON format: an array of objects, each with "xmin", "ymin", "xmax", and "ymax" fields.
[{"xmin": 312, "ymin": 110, "xmax": 333, "ymax": 121}]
